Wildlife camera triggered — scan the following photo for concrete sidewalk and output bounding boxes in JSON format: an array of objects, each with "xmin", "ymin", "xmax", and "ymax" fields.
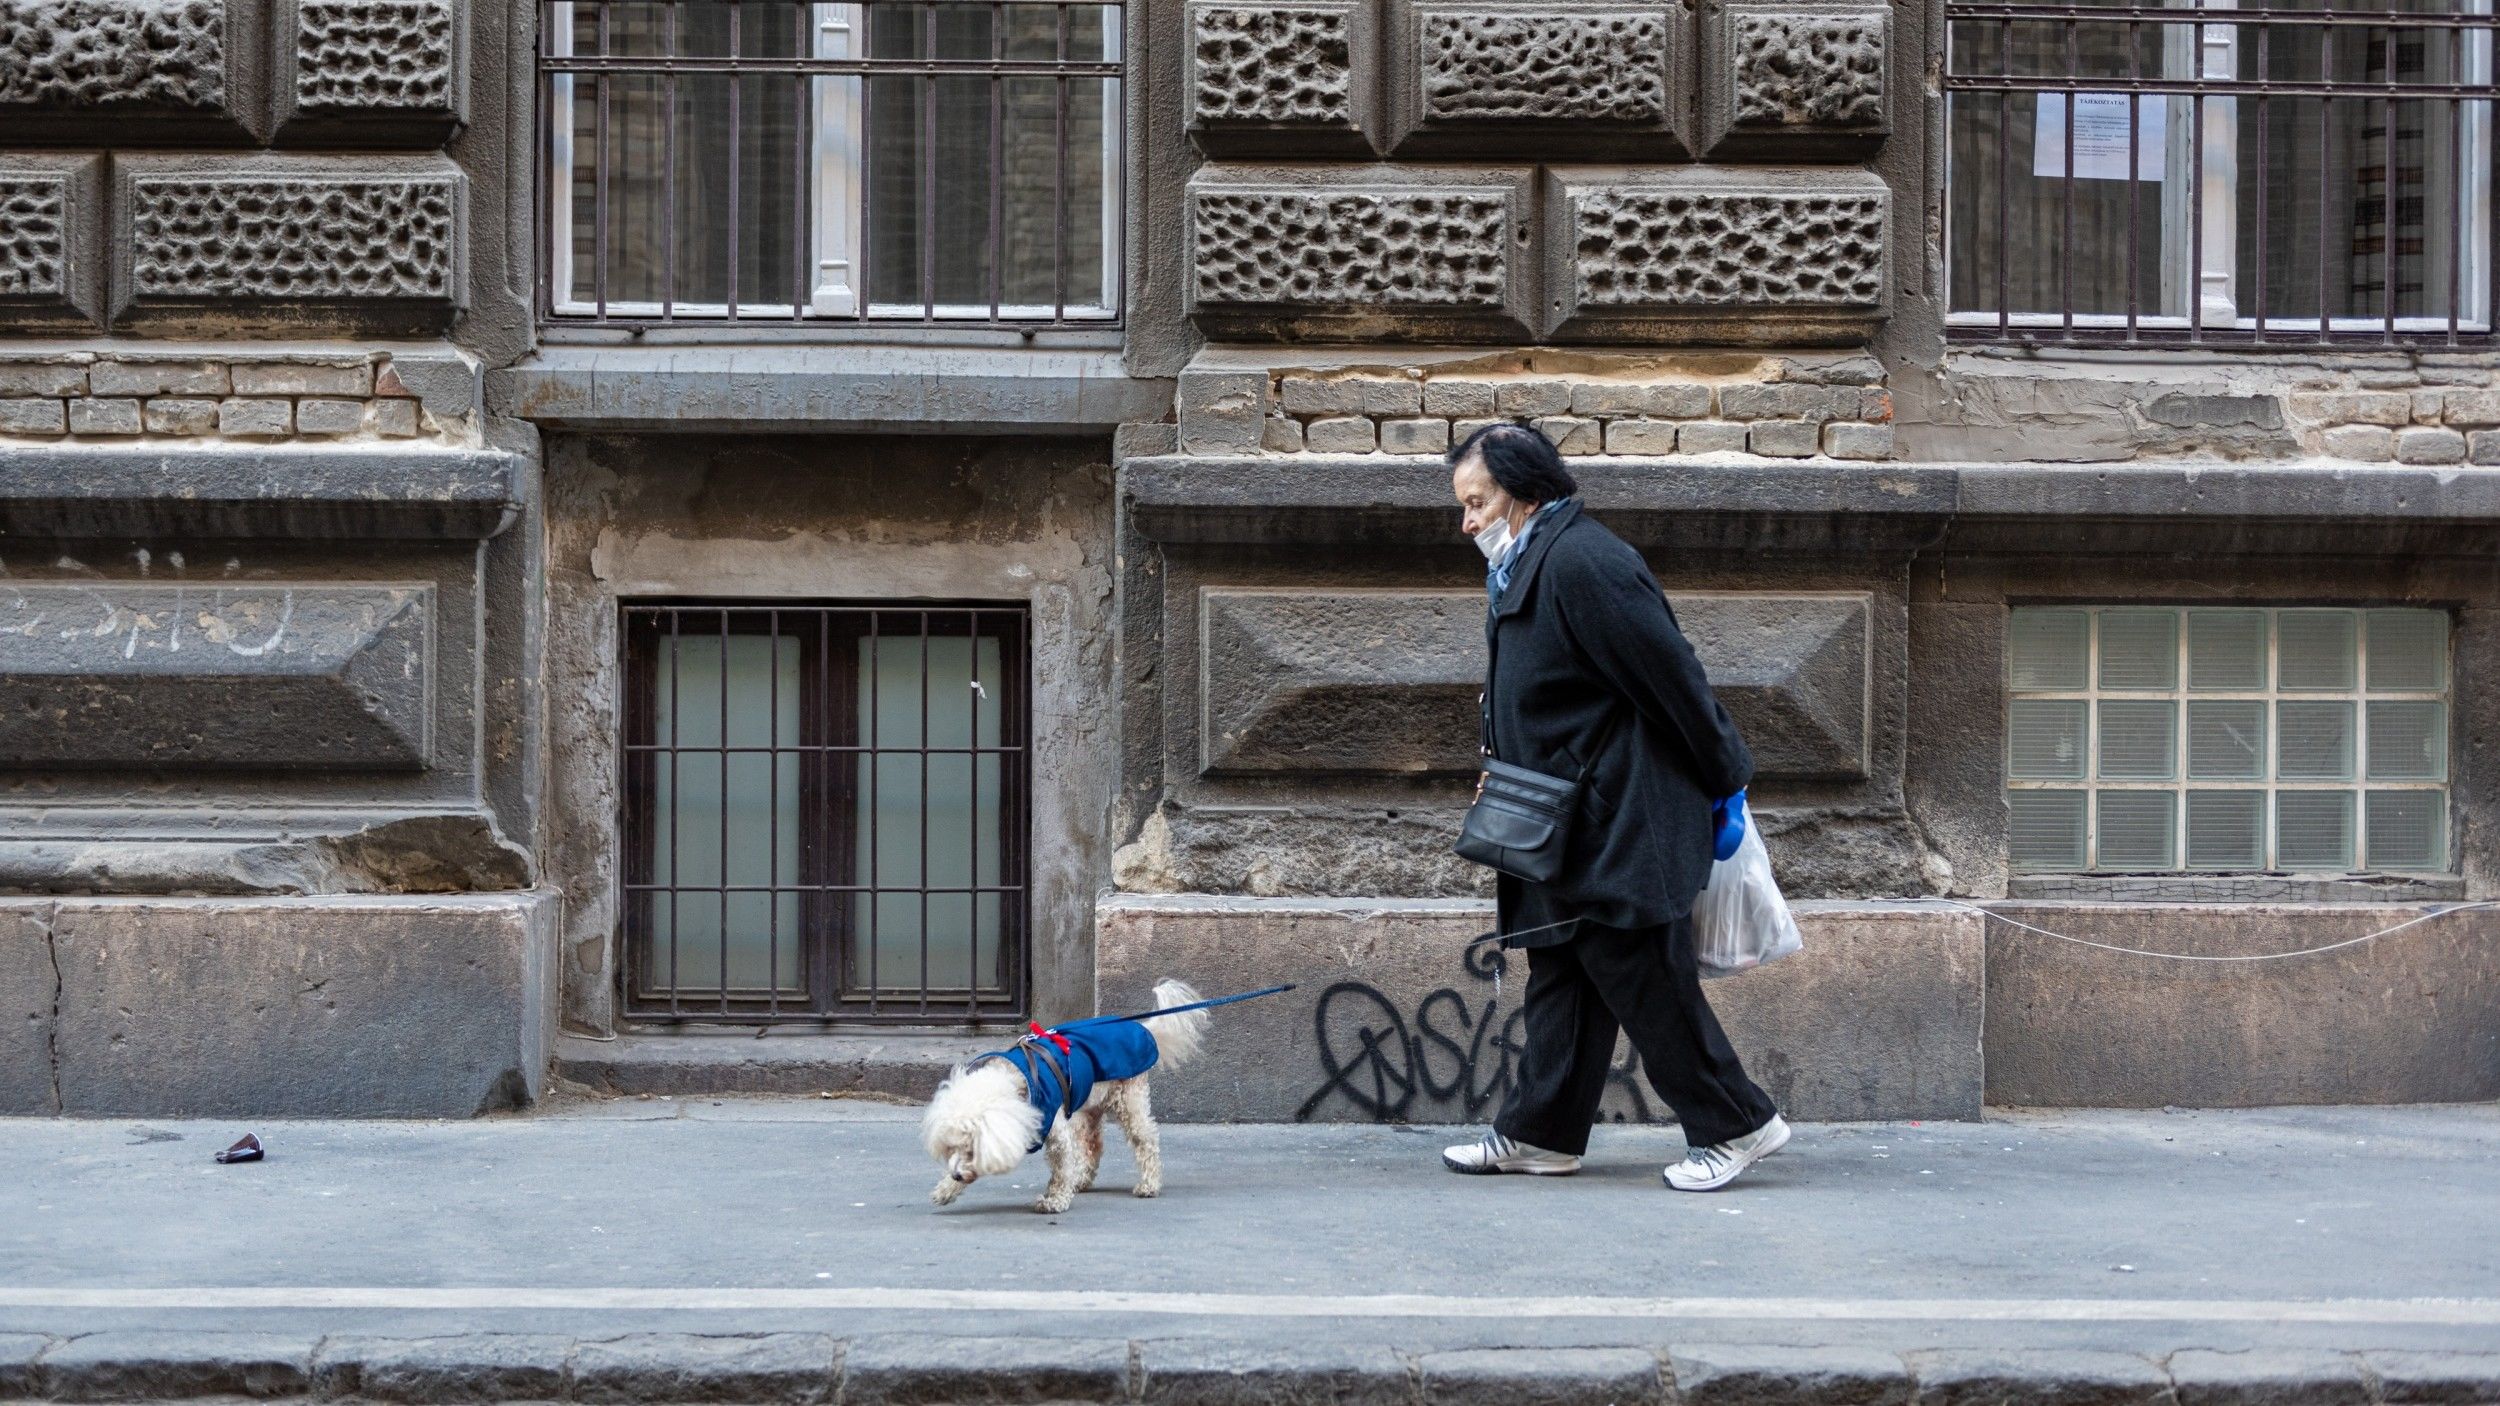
[{"xmin": 1, "ymin": 1100, "xmax": 2496, "ymax": 1402}]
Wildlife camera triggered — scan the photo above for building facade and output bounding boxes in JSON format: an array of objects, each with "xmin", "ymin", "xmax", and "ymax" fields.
[{"xmin": 1, "ymin": 0, "xmax": 2494, "ymax": 1119}]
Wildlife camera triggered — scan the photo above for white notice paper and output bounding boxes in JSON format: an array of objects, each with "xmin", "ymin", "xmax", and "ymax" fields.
[{"xmin": 2033, "ymin": 93, "xmax": 2165, "ymax": 181}]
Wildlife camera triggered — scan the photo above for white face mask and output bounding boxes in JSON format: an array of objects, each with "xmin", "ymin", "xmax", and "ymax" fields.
[{"xmin": 1472, "ymin": 516, "xmax": 1515, "ymax": 562}]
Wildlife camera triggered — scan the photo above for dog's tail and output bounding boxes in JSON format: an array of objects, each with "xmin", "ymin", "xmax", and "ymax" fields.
[{"xmin": 1143, "ymin": 978, "xmax": 1211, "ymax": 1070}]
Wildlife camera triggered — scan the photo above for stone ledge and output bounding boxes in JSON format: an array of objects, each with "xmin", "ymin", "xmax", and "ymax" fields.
[
  {"xmin": 489, "ymin": 347, "xmax": 1169, "ymax": 434},
  {"xmin": 0, "ymin": 444, "xmax": 519, "ymax": 539},
  {"xmin": 554, "ymin": 1031, "xmax": 993, "ymax": 1100}
]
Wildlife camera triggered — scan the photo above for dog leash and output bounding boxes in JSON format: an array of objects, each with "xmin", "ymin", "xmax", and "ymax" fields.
[
  {"xmin": 1463, "ymin": 918, "xmax": 1582, "ymax": 996},
  {"xmin": 1076, "ymin": 983, "xmax": 1299, "ymax": 1026}
]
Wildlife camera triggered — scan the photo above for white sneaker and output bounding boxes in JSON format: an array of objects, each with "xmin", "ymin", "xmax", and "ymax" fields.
[
  {"xmin": 1442, "ymin": 1131, "xmax": 1582, "ymax": 1176},
  {"xmin": 1663, "ymin": 1114, "xmax": 1790, "ymax": 1192}
]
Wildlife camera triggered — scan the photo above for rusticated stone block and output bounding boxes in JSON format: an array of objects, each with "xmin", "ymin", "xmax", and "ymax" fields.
[
  {"xmin": 1186, "ymin": 1, "xmax": 1376, "ymax": 157},
  {"xmin": 1198, "ymin": 587, "xmax": 1870, "ymax": 779},
  {"xmin": 1303, "ymin": 415, "xmax": 1377, "ymax": 453},
  {"xmin": 0, "ymin": 0, "xmax": 264, "ymax": 142},
  {"xmin": 143, "ymin": 397, "xmax": 217, "ymax": 434},
  {"xmin": 1188, "ymin": 165, "xmax": 1535, "ymax": 341},
  {"xmin": 1700, "ymin": 1, "xmax": 1889, "ymax": 158},
  {"xmin": 66, "ymin": 398, "xmax": 140, "ymax": 434},
  {"xmin": 1387, "ymin": 0, "xmax": 1690, "ymax": 157},
  {"xmin": 0, "ymin": 154, "xmax": 105, "ymax": 332},
  {"xmin": 0, "ymin": 400, "xmax": 67, "ymax": 435},
  {"xmin": 0, "ymin": 584, "xmax": 432, "ymax": 770},
  {"xmin": 273, "ymin": 0, "xmax": 466, "ymax": 144},
  {"xmin": 1543, "ymin": 167, "xmax": 1891, "ymax": 344},
  {"xmin": 113, "ymin": 153, "xmax": 464, "ymax": 335}
]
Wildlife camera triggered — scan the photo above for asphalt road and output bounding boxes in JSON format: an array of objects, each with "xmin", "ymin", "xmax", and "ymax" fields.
[{"xmin": 3, "ymin": 1099, "xmax": 2495, "ymax": 1359}]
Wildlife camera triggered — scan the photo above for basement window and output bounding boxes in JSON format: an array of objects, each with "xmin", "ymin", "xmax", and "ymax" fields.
[
  {"xmin": 2006, "ymin": 606, "xmax": 2451, "ymax": 874},
  {"xmin": 620, "ymin": 602, "xmax": 1030, "ymax": 1023}
]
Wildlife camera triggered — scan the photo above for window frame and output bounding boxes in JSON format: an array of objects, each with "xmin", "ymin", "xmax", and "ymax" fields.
[{"xmin": 539, "ymin": 0, "xmax": 1127, "ymax": 329}]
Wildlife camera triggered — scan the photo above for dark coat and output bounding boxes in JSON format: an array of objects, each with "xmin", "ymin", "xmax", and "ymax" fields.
[{"xmin": 1479, "ymin": 499, "xmax": 1754, "ymax": 945}]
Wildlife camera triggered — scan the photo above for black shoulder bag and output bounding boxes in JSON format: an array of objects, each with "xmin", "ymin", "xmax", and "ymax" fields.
[{"xmin": 1454, "ymin": 611, "xmax": 1621, "ymax": 883}]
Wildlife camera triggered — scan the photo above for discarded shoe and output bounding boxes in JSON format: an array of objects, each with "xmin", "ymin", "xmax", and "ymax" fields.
[{"xmin": 213, "ymin": 1133, "xmax": 264, "ymax": 1164}]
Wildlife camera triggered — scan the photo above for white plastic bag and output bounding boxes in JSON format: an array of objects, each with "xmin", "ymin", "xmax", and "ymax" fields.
[{"xmin": 1692, "ymin": 819, "xmax": 1803, "ymax": 980}]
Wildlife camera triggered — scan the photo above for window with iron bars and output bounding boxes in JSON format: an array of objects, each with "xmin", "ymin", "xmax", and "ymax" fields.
[
  {"xmin": 1945, "ymin": 0, "xmax": 2496, "ymax": 346},
  {"xmin": 621, "ymin": 604, "xmax": 1030, "ymax": 1024},
  {"xmin": 538, "ymin": 0, "xmax": 1123, "ymax": 328}
]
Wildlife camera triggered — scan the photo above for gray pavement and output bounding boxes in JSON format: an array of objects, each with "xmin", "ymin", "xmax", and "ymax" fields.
[{"xmin": 2, "ymin": 1099, "xmax": 2498, "ymax": 1399}]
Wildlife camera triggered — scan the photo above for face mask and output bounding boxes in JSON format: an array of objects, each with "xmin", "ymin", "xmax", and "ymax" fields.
[{"xmin": 1472, "ymin": 516, "xmax": 1514, "ymax": 562}]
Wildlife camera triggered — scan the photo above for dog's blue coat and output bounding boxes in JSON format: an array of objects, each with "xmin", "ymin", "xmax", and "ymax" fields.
[{"xmin": 988, "ymin": 1017, "xmax": 1161, "ymax": 1146}]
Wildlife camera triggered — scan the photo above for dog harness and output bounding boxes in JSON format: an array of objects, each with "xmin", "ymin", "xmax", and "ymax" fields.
[{"xmin": 980, "ymin": 1017, "xmax": 1163, "ymax": 1150}]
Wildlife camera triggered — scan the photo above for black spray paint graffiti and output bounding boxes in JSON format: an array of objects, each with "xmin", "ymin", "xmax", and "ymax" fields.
[{"xmin": 1294, "ymin": 941, "xmax": 1654, "ymax": 1123}]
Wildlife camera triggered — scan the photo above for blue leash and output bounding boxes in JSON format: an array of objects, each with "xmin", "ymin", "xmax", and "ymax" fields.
[{"xmin": 1069, "ymin": 983, "xmax": 1297, "ymax": 1028}]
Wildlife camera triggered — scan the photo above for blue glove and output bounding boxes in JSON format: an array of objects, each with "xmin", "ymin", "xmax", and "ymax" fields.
[{"xmin": 1711, "ymin": 789, "xmax": 1748, "ymax": 862}]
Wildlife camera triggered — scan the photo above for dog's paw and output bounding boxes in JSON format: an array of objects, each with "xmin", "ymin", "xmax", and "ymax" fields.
[
  {"xmin": 1131, "ymin": 1182, "xmax": 1160, "ymax": 1199},
  {"xmin": 930, "ymin": 1179, "xmax": 965, "ymax": 1207},
  {"xmin": 1032, "ymin": 1195, "xmax": 1074, "ymax": 1215}
]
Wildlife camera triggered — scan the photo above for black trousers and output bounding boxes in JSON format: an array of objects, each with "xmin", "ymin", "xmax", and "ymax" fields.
[{"xmin": 1492, "ymin": 916, "xmax": 1777, "ymax": 1155}]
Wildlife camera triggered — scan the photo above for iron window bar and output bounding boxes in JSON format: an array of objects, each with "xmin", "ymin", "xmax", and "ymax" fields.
[
  {"xmin": 539, "ymin": 0, "xmax": 1125, "ymax": 329},
  {"xmin": 620, "ymin": 602, "xmax": 1031, "ymax": 1026},
  {"xmin": 1942, "ymin": 0, "xmax": 2497, "ymax": 349}
]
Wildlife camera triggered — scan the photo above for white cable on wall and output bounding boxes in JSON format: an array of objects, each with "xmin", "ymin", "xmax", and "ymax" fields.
[{"xmin": 1920, "ymin": 897, "xmax": 2500, "ymax": 964}]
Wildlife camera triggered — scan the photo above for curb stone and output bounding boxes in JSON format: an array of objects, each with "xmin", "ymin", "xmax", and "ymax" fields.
[
  {"xmin": 38, "ymin": 1331, "xmax": 315, "ymax": 1401},
  {"xmin": 1419, "ymin": 1348, "xmax": 1663, "ymax": 1406},
  {"xmin": 314, "ymin": 1333, "xmax": 575, "ymax": 1404},
  {"xmin": 572, "ymin": 1334, "xmax": 843, "ymax": 1406},
  {"xmin": 1907, "ymin": 1349, "xmax": 2175, "ymax": 1406},
  {"xmin": 1135, "ymin": 1341, "xmax": 1412, "ymax": 1406},
  {"xmin": 1670, "ymin": 1345, "xmax": 1913, "ymax": 1406},
  {"xmin": 840, "ymin": 1334, "xmax": 1130, "ymax": 1405},
  {"xmin": 2167, "ymin": 1350, "xmax": 2374, "ymax": 1406},
  {"xmin": 2361, "ymin": 1351, "xmax": 2500, "ymax": 1404}
]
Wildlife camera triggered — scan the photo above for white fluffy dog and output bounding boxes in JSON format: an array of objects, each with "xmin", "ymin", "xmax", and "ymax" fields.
[{"xmin": 922, "ymin": 979, "xmax": 1210, "ymax": 1214}]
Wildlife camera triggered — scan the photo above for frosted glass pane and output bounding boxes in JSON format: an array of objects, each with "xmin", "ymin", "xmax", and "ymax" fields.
[
  {"xmin": 2094, "ymin": 791, "xmax": 2175, "ymax": 871},
  {"xmin": 2277, "ymin": 701, "xmax": 2355, "ymax": 780},
  {"xmin": 2009, "ymin": 610, "xmax": 2089, "ymax": 690},
  {"xmin": 2277, "ymin": 610, "xmax": 2358, "ymax": 690},
  {"xmin": 2365, "ymin": 791, "xmax": 2446, "ymax": 871},
  {"xmin": 2366, "ymin": 701, "xmax": 2447, "ymax": 782},
  {"xmin": 2009, "ymin": 790, "xmax": 2087, "ymax": 871},
  {"xmin": 2186, "ymin": 610, "xmax": 2267, "ymax": 690},
  {"xmin": 2187, "ymin": 700, "xmax": 2266, "ymax": 780},
  {"xmin": 852, "ymin": 632, "xmax": 1007, "ymax": 995},
  {"xmin": 649, "ymin": 632, "xmax": 803, "ymax": 997},
  {"xmin": 2097, "ymin": 609, "xmax": 2179, "ymax": 690},
  {"xmin": 2009, "ymin": 700, "xmax": 2087, "ymax": 779},
  {"xmin": 2096, "ymin": 700, "xmax": 2176, "ymax": 780},
  {"xmin": 2185, "ymin": 791, "xmax": 2265, "ymax": 870},
  {"xmin": 2366, "ymin": 610, "xmax": 2447, "ymax": 691},
  {"xmin": 2275, "ymin": 791, "xmax": 2355, "ymax": 871}
]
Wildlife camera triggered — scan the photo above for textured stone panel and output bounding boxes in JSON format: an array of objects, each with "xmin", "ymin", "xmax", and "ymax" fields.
[
  {"xmin": 41, "ymin": 891, "xmax": 556, "ymax": 1117},
  {"xmin": 113, "ymin": 155, "xmax": 463, "ymax": 332},
  {"xmin": 274, "ymin": 0, "xmax": 465, "ymax": 143},
  {"xmin": 1388, "ymin": 0, "xmax": 1689, "ymax": 157},
  {"xmin": 1100, "ymin": 896, "xmax": 1986, "ymax": 1123},
  {"xmin": 0, "ymin": 584, "xmax": 432, "ymax": 770},
  {"xmin": 1701, "ymin": 1, "xmax": 1889, "ymax": 157},
  {"xmin": 0, "ymin": 0, "xmax": 261, "ymax": 140},
  {"xmin": 1186, "ymin": 2, "xmax": 1374, "ymax": 157},
  {"xmin": 1197, "ymin": 587, "xmax": 1868, "ymax": 779},
  {"xmin": 1188, "ymin": 165, "xmax": 1535, "ymax": 341},
  {"xmin": 0, "ymin": 154, "xmax": 104, "ymax": 331},
  {"xmin": 1543, "ymin": 167, "xmax": 1890, "ymax": 343}
]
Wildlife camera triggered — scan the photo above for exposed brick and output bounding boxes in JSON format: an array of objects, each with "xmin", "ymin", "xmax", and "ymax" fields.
[
  {"xmin": 1379, "ymin": 417, "xmax": 1450, "ymax": 455},
  {"xmin": 1749, "ymin": 420, "xmax": 1821, "ymax": 458},
  {"xmin": 66, "ymin": 398, "xmax": 142, "ymax": 435},
  {"xmin": 1572, "ymin": 381, "xmax": 1712, "ymax": 418},
  {"xmin": 1279, "ymin": 376, "xmax": 1367, "ymax": 416},
  {"xmin": 1823, "ymin": 422, "xmax": 1894, "ymax": 460},
  {"xmin": 231, "ymin": 361, "xmax": 373, "ymax": 397},
  {"xmin": 0, "ymin": 399, "xmax": 69, "ymax": 436},
  {"xmin": 1261, "ymin": 414, "xmax": 1304, "ymax": 454},
  {"xmin": 2320, "ymin": 425, "xmax": 2395, "ymax": 462},
  {"xmin": 2442, "ymin": 389, "xmax": 2500, "ymax": 428},
  {"xmin": 90, "ymin": 361, "xmax": 229, "ymax": 397},
  {"xmin": 144, "ymin": 399, "xmax": 220, "ymax": 435},
  {"xmin": 0, "ymin": 361, "xmax": 90, "ymax": 397},
  {"xmin": 2290, "ymin": 390, "xmax": 2412, "ymax": 426},
  {"xmin": 1423, "ymin": 380, "xmax": 1497, "ymax": 416},
  {"xmin": 1449, "ymin": 418, "xmax": 1504, "ymax": 447},
  {"xmin": 1535, "ymin": 416, "xmax": 1601, "ymax": 455},
  {"xmin": 1603, "ymin": 418, "xmax": 1680, "ymax": 455},
  {"xmin": 1720, "ymin": 383, "xmax": 1840, "ymax": 422},
  {"xmin": 295, "ymin": 398, "xmax": 370, "ymax": 436},
  {"xmin": 1859, "ymin": 388, "xmax": 1895, "ymax": 423},
  {"xmin": 2394, "ymin": 426, "xmax": 2466, "ymax": 465},
  {"xmin": 218, "ymin": 398, "xmax": 294, "ymax": 438},
  {"xmin": 1303, "ymin": 415, "xmax": 1377, "ymax": 453},
  {"xmin": 1494, "ymin": 380, "xmax": 1574, "ymax": 416},
  {"xmin": 1354, "ymin": 376, "xmax": 1423, "ymax": 417},
  {"xmin": 2413, "ymin": 391, "xmax": 2445, "ymax": 425},
  {"xmin": 1677, "ymin": 421, "xmax": 1748, "ymax": 455},
  {"xmin": 373, "ymin": 362, "xmax": 416, "ymax": 397}
]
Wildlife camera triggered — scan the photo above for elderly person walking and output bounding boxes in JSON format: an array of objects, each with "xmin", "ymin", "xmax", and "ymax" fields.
[{"xmin": 1443, "ymin": 423, "xmax": 1789, "ymax": 1192}]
